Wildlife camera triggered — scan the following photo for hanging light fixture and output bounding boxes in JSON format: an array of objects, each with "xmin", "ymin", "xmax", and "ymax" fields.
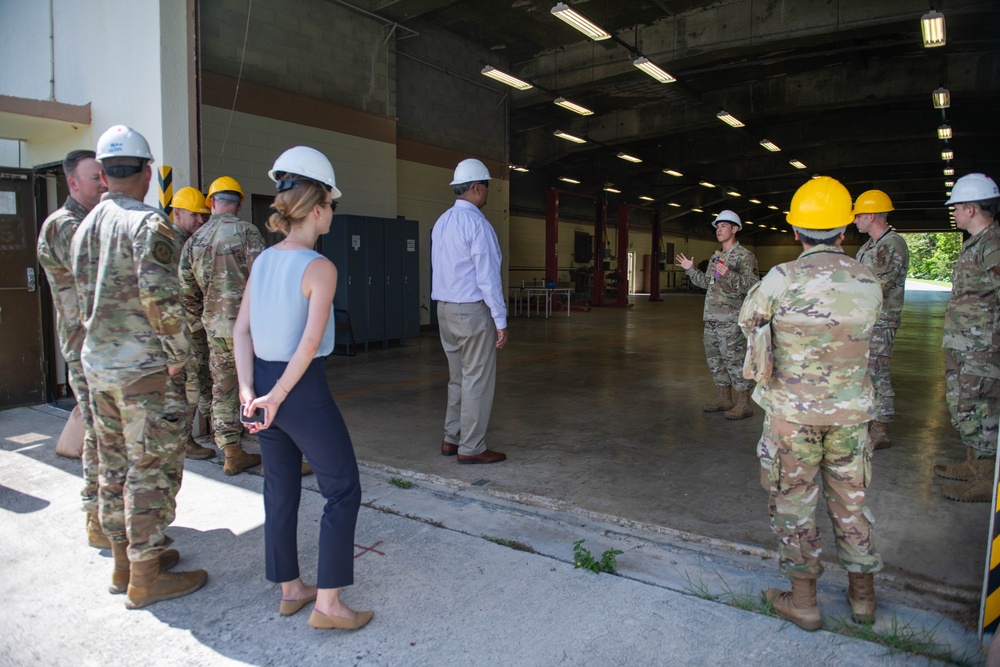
[
  {"xmin": 617, "ymin": 152, "xmax": 643, "ymax": 163},
  {"xmin": 945, "ymin": 180, "xmax": 955, "ymax": 187},
  {"xmin": 663, "ymin": 168, "xmax": 683, "ymax": 177},
  {"xmin": 932, "ymin": 87, "xmax": 950, "ymax": 109},
  {"xmin": 481, "ymin": 66, "xmax": 532, "ymax": 90},
  {"xmin": 716, "ymin": 110, "xmax": 745, "ymax": 128},
  {"xmin": 632, "ymin": 56, "xmax": 676, "ymax": 83},
  {"xmin": 759, "ymin": 139, "xmax": 781, "ymax": 152},
  {"xmin": 921, "ymin": 9, "xmax": 946, "ymax": 48},
  {"xmin": 603, "ymin": 186, "xmax": 621, "ymax": 194},
  {"xmin": 639, "ymin": 196, "xmax": 655, "ymax": 202},
  {"xmin": 699, "ymin": 180, "xmax": 716, "ymax": 188},
  {"xmin": 767, "ymin": 205, "xmax": 779, "ymax": 210},
  {"xmin": 937, "ymin": 124, "xmax": 952, "ymax": 139},
  {"xmin": 944, "ymin": 167, "xmax": 955, "ymax": 176},
  {"xmin": 667, "ymin": 202, "xmax": 681, "ymax": 208},
  {"xmin": 554, "ymin": 97, "xmax": 594, "ymax": 116},
  {"xmin": 550, "ymin": 2, "xmax": 611, "ymax": 41},
  {"xmin": 726, "ymin": 190, "xmax": 741, "ymax": 197},
  {"xmin": 691, "ymin": 207, "xmax": 704, "ymax": 213},
  {"xmin": 789, "ymin": 159, "xmax": 807, "ymax": 169},
  {"xmin": 941, "ymin": 149, "xmax": 954, "ymax": 160},
  {"xmin": 553, "ymin": 129, "xmax": 587, "ymax": 144},
  {"xmin": 559, "ymin": 176, "xmax": 581, "ymax": 184},
  {"xmin": 509, "ymin": 164, "xmax": 529, "ymax": 173},
  {"xmin": 748, "ymin": 198, "xmax": 762, "ymax": 204}
]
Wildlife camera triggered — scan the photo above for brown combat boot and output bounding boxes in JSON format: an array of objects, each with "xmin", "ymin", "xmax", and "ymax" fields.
[
  {"xmin": 869, "ymin": 421, "xmax": 890, "ymax": 451},
  {"xmin": 109, "ymin": 541, "xmax": 182, "ymax": 594},
  {"xmin": 185, "ymin": 438, "xmax": 216, "ymax": 460},
  {"xmin": 724, "ymin": 389, "xmax": 753, "ymax": 420},
  {"xmin": 702, "ymin": 386, "xmax": 733, "ymax": 413},
  {"xmin": 87, "ymin": 512, "xmax": 112, "ymax": 549},
  {"xmin": 764, "ymin": 578, "xmax": 821, "ymax": 631},
  {"xmin": 847, "ymin": 572, "xmax": 876, "ymax": 624},
  {"xmin": 942, "ymin": 457, "xmax": 996, "ymax": 503},
  {"xmin": 933, "ymin": 447, "xmax": 976, "ymax": 481},
  {"xmin": 223, "ymin": 445, "xmax": 261, "ymax": 475},
  {"xmin": 301, "ymin": 460, "xmax": 314, "ymax": 476},
  {"xmin": 125, "ymin": 556, "xmax": 207, "ymax": 609}
]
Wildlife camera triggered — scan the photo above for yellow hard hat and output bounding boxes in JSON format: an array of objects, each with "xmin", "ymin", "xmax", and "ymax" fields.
[
  {"xmin": 171, "ymin": 187, "xmax": 211, "ymax": 214},
  {"xmin": 852, "ymin": 189, "xmax": 894, "ymax": 215},
  {"xmin": 207, "ymin": 176, "xmax": 245, "ymax": 202},
  {"xmin": 786, "ymin": 176, "xmax": 854, "ymax": 230}
]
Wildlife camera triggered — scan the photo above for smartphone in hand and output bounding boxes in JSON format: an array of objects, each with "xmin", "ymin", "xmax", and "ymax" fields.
[{"xmin": 239, "ymin": 405, "xmax": 267, "ymax": 424}]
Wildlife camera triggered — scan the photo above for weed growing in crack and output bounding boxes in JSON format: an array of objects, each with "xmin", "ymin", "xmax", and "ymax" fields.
[{"xmin": 572, "ymin": 539, "xmax": 622, "ymax": 574}]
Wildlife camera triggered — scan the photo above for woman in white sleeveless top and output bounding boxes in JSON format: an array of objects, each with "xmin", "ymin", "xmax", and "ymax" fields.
[{"xmin": 233, "ymin": 146, "xmax": 372, "ymax": 630}]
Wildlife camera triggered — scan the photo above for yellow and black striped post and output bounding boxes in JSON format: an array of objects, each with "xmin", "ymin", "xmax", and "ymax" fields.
[
  {"xmin": 158, "ymin": 166, "xmax": 173, "ymax": 221},
  {"xmin": 979, "ymin": 453, "xmax": 1000, "ymax": 645}
]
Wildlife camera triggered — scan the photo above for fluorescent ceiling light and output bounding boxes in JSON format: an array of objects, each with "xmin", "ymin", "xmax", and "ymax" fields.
[
  {"xmin": 603, "ymin": 186, "xmax": 621, "ymax": 194},
  {"xmin": 789, "ymin": 159, "xmax": 807, "ymax": 169},
  {"xmin": 941, "ymin": 149, "xmax": 954, "ymax": 160},
  {"xmin": 743, "ymin": 221, "xmax": 753, "ymax": 225},
  {"xmin": 945, "ymin": 180, "xmax": 955, "ymax": 187},
  {"xmin": 716, "ymin": 110, "xmax": 744, "ymax": 128},
  {"xmin": 691, "ymin": 207, "xmax": 703, "ymax": 213},
  {"xmin": 748, "ymin": 198, "xmax": 762, "ymax": 204},
  {"xmin": 726, "ymin": 190, "xmax": 741, "ymax": 197},
  {"xmin": 559, "ymin": 176, "xmax": 581, "ymax": 184},
  {"xmin": 699, "ymin": 180, "xmax": 716, "ymax": 188},
  {"xmin": 782, "ymin": 210, "xmax": 789, "ymax": 215},
  {"xmin": 663, "ymin": 169, "xmax": 683, "ymax": 177},
  {"xmin": 944, "ymin": 167, "xmax": 955, "ymax": 176},
  {"xmin": 553, "ymin": 129, "xmax": 587, "ymax": 144},
  {"xmin": 617, "ymin": 152, "xmax": 642, "ymax": 163},
  {"xmin": 481, "ymin": 65, "xmax": 532, "ymax": 90},
  {"xmin": 932, "ymin": 87, "xmax": 950, "ymax": 109},
  {"xmin": 509, "ymin": 164, "xmax": 529, "ymax": 173},
  {"xmin": 767, "ymin": 205, "xmax": 779, "ymax": 210},
  {"xmin": 633, "ymin": 56, "xmax": 676, "ymax": 84},
  {"xmin": 667, "ymin": 202, "xmax": 681, "ymax": 208},
  {"xmin": 780, "ymin": 229, "xmax": 788, "ymax": 233},
  {"xmin": 759, "ymin": 139, "xmax": 781, "ymax": 152},
  {"xmin": 554, "ymin": 97, "xmax": 594, "ymax": 116},
  {"xmin": 921, "ymin": 10, "xmax": 946, "ymax": 48},
  {"xmin": 770, "ymin": 226, "xmax": 779, "ymax": 230},
  {"xmin": 639, "ymin": 196, "xmax": 655, "ymax": 202},
  {"xmin": 550, "ymin": 2, "xmax": 611, "ymax": 41},
  {"xmin": 937, "ymin": 124, "xmax": 952, "ymax": 140}
]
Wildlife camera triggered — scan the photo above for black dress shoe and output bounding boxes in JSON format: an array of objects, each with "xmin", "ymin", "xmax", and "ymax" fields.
[
  {"xmin": 457, "ymin": 449, "xmax": 507, "ymax": 464},
  {"xmin": 441, "ymin": 440, "xmax": 459, "ymax": 456}
]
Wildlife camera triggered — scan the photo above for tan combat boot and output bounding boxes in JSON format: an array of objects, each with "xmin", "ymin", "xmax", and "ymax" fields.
[
  {"xmin": 942, "ymin": 457, "xmax": 996, "ymax": 503},
  {"xmin": 847, "ymin": 572, "xmax": 876, "ymax": 624},
  {"xmin": 702, "ymin": 386, "xmax": 733, "ymax": 413},
  {"xmin": 86, "ymin": 512, "xmax": 112, "ymax": 549},
  {"xmin": 724, "ymin": 389, "xmax": 753, "ymax": 420},
  {"xmin": 125, "ymin": 557, "xmax": 207, "ymax": 609},
  {"xmin": 933, "ymin": 447, "xmax": 976, "ymax": 481},
  {"xmin": 223, "ymin": 445, "xmax": 261, "ymax": 475},
  {"xmin": 764, "ymin": 578, "xmax": 821, "ymax": 631},
  {"xmin": 869, "ymin": 421, "xmax": 890, "ymax": 451},
  {"xmin": 185, "ymin": 438, "xmax": 216, "ymax": 460},
  {"xmin": 109, "ymin": 541, "xmax": 182, "ymax": 594}
]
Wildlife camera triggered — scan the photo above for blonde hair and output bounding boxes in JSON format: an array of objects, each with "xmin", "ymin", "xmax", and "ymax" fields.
[{"xmin": 267, "ymin": 178, "xmax": 328, "ymax": 235}]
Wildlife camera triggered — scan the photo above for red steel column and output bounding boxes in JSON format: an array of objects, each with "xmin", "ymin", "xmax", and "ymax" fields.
[
  {"xmin": 545, "ymin": 188, "xmax": 559, "ymax": 286},
  {"xmin": 649, "ymin": 208, "xmax": 662, "ymax": 302},
  {"xmin": 616, "ymin": 202, "xmax": 629, "ymax": 305}
]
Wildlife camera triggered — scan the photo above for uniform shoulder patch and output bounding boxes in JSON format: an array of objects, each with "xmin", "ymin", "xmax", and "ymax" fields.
[{"xmin": 153, "ymin": 240, "xmax": 175, "ymax": 265}]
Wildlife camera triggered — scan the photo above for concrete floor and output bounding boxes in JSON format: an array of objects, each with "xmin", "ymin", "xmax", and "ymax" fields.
[{"xmin": 335, "ymin": 285, "xmax": 990, "ymax": 597}]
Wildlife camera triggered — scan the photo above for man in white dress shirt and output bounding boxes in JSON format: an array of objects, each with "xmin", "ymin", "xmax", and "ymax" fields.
[{"xmin": 431, "ymin": 158, "xmax": 509, "ymax": 464}]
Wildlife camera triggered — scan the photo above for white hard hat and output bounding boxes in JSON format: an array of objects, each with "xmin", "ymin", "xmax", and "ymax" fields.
[
  {"xmin": 946, "ymin": 173, "xmax": 999, "ymax": 205},
  {"xmin": 269, "ymin": 146, "xmax": 342, "ymax": 199},
  {"xmin": 95, "ymin": 125, "xmax": 154, "ymax": 162},
  {"xmin": 711, "ymin": 209, "xmax": 742, "ymax": 230},
  {"xmin": 450, "ymin": 158, "xmax": 491, "ymax": 186}
]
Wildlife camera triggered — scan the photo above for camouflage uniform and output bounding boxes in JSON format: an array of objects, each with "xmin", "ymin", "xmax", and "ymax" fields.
[
  {"xmin": 685, "ymin": 241, "xmax": 759, "ymax": 391},
  {"xmin": 856, "ymin": 230, "xmax": 909, "ymax": 422},
  {"xmin": 178, "ymin": 212, "xmax": 265, "ymax": 450},
  {"xmin": 172, "ymin": 225, "xmax": 213, "ymax": 436},
  {"xmin": 739, "ymin": 245, "xmax": 883, "ymax": 578},
  {"xmin": 71, "ymin": 192, "xmax": 190, "ymax": 559},
  {"xmin": 36, "ymin": 196, "xmax": 100, "ymax": 513},
  {"xmin": 942, "ymin": 223, "xmax": 1000, "ymax": 457}
]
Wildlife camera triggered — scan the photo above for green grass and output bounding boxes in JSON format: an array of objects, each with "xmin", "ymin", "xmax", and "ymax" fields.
[
  {"xmin": 388, "ymin": 476, "xmax": 413, "ymax": 489},
  {"xmin": 483, "ymin": 535, "xmax": 536, "ymax": 553}
]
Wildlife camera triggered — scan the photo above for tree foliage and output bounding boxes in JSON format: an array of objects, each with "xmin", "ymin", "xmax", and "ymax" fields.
[{"xmin": 901, "ymin": 232, "xmax": 962, "ymax": 282}]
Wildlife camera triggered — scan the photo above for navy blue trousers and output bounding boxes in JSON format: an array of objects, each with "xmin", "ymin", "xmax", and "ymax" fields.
[{"xmin": 254, "ymin": 357, "xmax": 361, "ymax": 589}]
